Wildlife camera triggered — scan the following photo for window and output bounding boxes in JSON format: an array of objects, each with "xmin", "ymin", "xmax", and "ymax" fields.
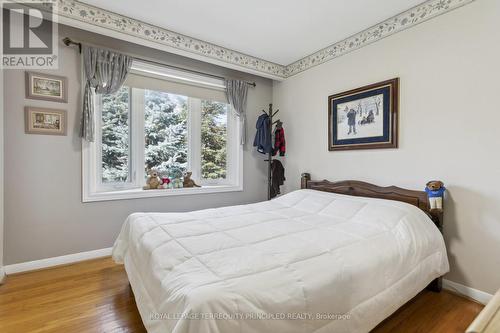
[
  {"xmin": 201, "ymin": 100, "xmax": 228, "ymax": 180},
  {"xmin": 101, "ymin": 86, "xmax": 131, "ymax": 184},
  {"xmin": 143, "ymin": 90, "xmax": 188, "ymax": 179},
  {"xmin": 83, "ymin": 61, "xmax": 242, "ymax": 202}
]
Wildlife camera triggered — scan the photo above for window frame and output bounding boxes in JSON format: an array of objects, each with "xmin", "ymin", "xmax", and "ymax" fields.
[
  {"xmin": 82, "ymin": 64, "xmax": 243, "ymax": 203},
  {"xmin": 94, "ymin": 87, "xmax": 139, "ymax": 192}
]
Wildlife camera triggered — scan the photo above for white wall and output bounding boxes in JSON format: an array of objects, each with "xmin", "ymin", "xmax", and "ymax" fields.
[
  {"xmin": 0, "ymin": 63, "xmax": 4, "ymax": 282},
  {"xmin": 273, "ymin": 0, "xmax": 500, "ymax": 294},
  {"xmin": 0, "ymin": 7, "xmax": 4, "ymax": 281},
  {"xmin": 3, "ymin": 24, "xmax": 272, "ymax": 265}
]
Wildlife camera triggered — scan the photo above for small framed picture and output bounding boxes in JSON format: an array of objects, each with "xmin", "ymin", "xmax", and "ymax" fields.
[
  {"xmin": 25, "ymin": 107, "xmax": 67, "ymax": 136},
  {"xmin": 328, "ymin": 78, "xmax": 399, "ymax": 151},
  {"xmin": 25, "ymin": 71, "xmax": 68, "ymax": 103}
]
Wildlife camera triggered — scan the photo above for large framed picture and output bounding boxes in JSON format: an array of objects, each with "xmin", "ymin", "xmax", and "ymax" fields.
[
  {"xmin": 25, "ymin": 107, "xmax": 67, "ymax": 136},
  {"xmin": 328, "ymin": 78, "xmax": 399, "ymax": 151},
  {"xmin": 25, "ymin": 71, "xmax": 68, "ymax": 103}
]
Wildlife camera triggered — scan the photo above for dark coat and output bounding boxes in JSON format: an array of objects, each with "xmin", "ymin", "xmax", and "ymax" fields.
[
  {"xmin": 347, "ymin": 109, "xmax": 357, "ymax": 126},
  {"xmin": 253, "ymin": 114, "xmax": 272, "ymax": 154},
  {"xmin": 270, "ymin": 160, "xmax": 285, "ymax": 198}
]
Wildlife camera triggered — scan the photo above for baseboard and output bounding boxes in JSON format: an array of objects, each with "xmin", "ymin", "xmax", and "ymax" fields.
[
  {"xmin": 443, "ymin": 279, "xmax": 493, "ymax": 305},
  {"xmin": 0, "ymin": 266, "xmax": 5, "ymax": 284},
  {"xmin": 3, "ymin": 247, "xmax": 113, "ymax": 275}
]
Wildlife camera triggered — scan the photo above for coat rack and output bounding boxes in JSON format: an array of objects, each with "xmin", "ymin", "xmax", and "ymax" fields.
[{"xmin": 263, "ymin": 103, "xmax": 280, "ymax": 200}]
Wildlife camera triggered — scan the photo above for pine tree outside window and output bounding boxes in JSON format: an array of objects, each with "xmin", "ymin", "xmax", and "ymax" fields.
[{"xmin": 82, "ymin": 61, "xmax": 242, "ymax": 202}]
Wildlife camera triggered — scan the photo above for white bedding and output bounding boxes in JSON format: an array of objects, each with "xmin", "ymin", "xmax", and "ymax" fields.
[{"xmin": 112, "ymin": 189, "xmax": 449, "ymax": 333}]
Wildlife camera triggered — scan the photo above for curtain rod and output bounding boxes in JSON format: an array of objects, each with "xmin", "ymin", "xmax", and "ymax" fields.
[{"xmin": 62, "ymin": 37, "xmax": 257, "ymax": 88}]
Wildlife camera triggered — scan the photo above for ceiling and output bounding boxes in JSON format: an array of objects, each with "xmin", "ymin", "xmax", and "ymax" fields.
[{"xmin": 79, "ymin": 0, "xmax": 427, "ymax": 66}]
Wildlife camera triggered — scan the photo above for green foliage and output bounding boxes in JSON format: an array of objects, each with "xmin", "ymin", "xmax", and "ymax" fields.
[
  {"xmin": 201, "ymin": 101, "xmax": 227, "ymax": 180},
  {"xmin": 101, "ymin": 87, "xmax": 228, "ymax": 184},
  {"xmin": 101, "ymin": 86, "xmax": 130, "ymax": 183},
  {"xmin": 144, "ymin": 90, "xmax": 188, "ymax": 179}
]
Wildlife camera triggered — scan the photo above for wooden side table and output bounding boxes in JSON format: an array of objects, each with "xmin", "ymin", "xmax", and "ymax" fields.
[{"xmin": 467, "ymin": 289, "xmax": 500, "ymax": 333}]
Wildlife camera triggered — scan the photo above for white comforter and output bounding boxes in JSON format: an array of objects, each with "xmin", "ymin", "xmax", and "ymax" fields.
[{"xmin": 113, "ymin": 189, "xmax": 449, "ymax": 333}]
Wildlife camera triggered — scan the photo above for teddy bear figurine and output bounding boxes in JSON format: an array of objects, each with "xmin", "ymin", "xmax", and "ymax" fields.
[
  {"xmin": 425, "ymin": 180, "xmax": 445, "ymax": 210},
  {"xmin": 143, "ymin": 169, "xmax": 164, "ymax": 190},
  {"xmin": 183, "ymin": 171, "xmax": 201, "ymax": 188}
]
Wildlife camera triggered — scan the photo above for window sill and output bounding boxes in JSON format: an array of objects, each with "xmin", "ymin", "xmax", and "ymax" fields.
[{"xmin": 83, "ymin": 184, "xmax": 243, "ymax": 203}]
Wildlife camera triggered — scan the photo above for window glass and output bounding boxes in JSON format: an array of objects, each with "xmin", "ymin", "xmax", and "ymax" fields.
[
  {"xmin": 85, "ymin": 60, "xmax": 242, "ymax": 201},
  {"xmin": 101, "ymin": 86, "xmax": 130, "ymax": 183},
  {"xmin": 144, "ymin": 89, "xmax": 188, "ymax": 179},
  {"xmin": 201, "ymin": 100, "xmax": 228, "ymax": 180}
]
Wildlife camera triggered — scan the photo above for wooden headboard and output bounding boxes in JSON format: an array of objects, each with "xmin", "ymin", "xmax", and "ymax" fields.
[{"xmin": 300, "ymin": 173, "xmax": 443, "ymax": 232}]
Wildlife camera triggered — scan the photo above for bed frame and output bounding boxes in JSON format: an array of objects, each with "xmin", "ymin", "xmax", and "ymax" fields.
[{"xmin": 300, "ymin": 173, "xmax": 444, "ymax": 292}]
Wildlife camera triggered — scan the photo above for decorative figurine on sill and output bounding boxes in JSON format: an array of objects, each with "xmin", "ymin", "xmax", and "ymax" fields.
[
  {"xmin": 162, "ymin": 177, "xmax": 171, "ymax": 188},
  {"xmin": 143, "ymin": 169, "xmax": 164, "ymax": 190},
  {"xmin": 183, "ymin": 172, "xmax": 201, "ymax": 188},
  {"xmin": 425, "ymin": 180, "xmax": 445, "ymax": 210},
  {"xmin": 170, "ymin": 178, "xmax": 178, "ymax": 189}
]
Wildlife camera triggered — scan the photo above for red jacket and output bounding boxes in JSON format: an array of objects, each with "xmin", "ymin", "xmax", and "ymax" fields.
[{"xmin": 272, "ymin": 127, "xmax": 285, "ymax": 156}]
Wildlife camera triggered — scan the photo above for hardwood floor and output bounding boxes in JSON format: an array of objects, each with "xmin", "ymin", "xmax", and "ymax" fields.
[
  {"xmin": 0, "ymin": 257, "xmax": 483, "ymax": 333},
  {"xmin": 372, "ymin": 288, "xmax": 484, "ymax": 333},
  {"xmin": 0, "ymin": 258, "xmax": 146, "ymax": 333}
]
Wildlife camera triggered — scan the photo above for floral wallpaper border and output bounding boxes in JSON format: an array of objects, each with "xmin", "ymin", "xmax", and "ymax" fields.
[
  {"xmin": 32, "ymin": 0, "xmax": 475, "ymax": 79},
  {"xmin": 50, "ymin": 0, "xmax": 287, "ymax": 78},
  {"xmin": 285, "ymin": 0, "xmax": 476, "ymax": 77}
]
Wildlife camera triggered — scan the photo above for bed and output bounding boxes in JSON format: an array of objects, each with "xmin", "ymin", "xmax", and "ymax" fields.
[{"xmin": 112, "ymin": 173, "xmax": 449, "ymax": 333}]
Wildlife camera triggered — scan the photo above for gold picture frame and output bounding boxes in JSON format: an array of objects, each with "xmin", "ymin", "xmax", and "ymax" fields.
[{"xmin": 25, "ymin": 107, "xmax": 67, "ymax": 136}]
